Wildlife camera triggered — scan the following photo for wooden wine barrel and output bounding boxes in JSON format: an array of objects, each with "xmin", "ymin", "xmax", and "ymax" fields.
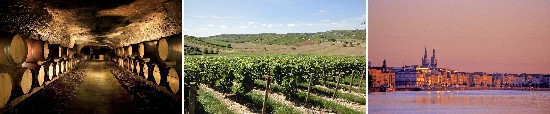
[
  {"xmin": 61, "ymin": 61, "xmax": 66, "ymax": 73},
  {"xmin": 48, "ymin": 63, "xmax": 59, "ymax": 81},
  {"xmin": 123, "ymin": 59, "xmax": 128, "ymax": 69},
  {"xmin": 137, "ymin": 61, "xmax": 145, "ymax": 77},
  {"xmin": 167, "ymin": 67, "xmax": 180, "ymax": 93},
  {"xmin": 0, "ymin": 32, "xmax": 28, "ymax": 66},
  {"xmin": 48, "ymin": 44, "xmax": 61, "ymax": 60},
  {"xmin": 33, "ymin": 40, "xmax": 47, "ymax": 63},
  {"xmin": 117, "ymin": 58, "xmax": 123, "ymax": 67},
  {"xmin": 152, "ymin": 63, "xmax": 161, "ymax": 85},
  {"xmin": 67, "ymin": 59, "xmax": 72, "ymax": 70},
  {"xmin": 130, "ymin": 44, "xmax": 140, "ymax": 59},
  {"xmin": 130, "ymin": 60, "xmax": 135, "ymax": 72},
  {"xmin": 43, "ymin": 42, "xmax": 49, "ymax": 61},
  {"xmin": 2, "ymin": 67, "xmax": 33, "ymax": 99},
  {"xmin": 0, "ymin": 73, "xmax": 12, "ymax": 108},
  {"xmin": 143, "ymin": 63, "xmax": 150, "ymax": 80},
  {"xmin": 61, "ymin": 47, "xmax": 68, "ymax": 59},
  {"xmin": 46, "ymin": 62, "xmax": 54, "ymax": 81},
  {"xmin": 22, "ymin": 63, "xmax": 45, "ymax": 88},
  {"xmin": 127, "ymin": 59, "xmax": 132, "ymax": 71},
  {"xmin": 158, "ymin": 34, "xmax": 182, "ymax": 62},
  {"xmin": 38, "ymin": 65, "xmax": 45, "ymax": 86},
  {"xmin": 138, "ymin": 43, "xmax": 145, "ymax": 58},
  {"xmin": 42, "ymin": 62, "xmax": 53, "ymax": 81},
  {"xmin": 116, "ymin": 48, "xmax": 124, "ymax": 57},
  {"xmin": 17, "ymin": 68, "xmax": 33, "ymax": 94},
  {"xmin": 143, "ymin": 40, "xmax": 161, "ymax": 62},
  {"xmin": 125, "ymin": 46, "xmax": 132, "ymax": 57},
  {"xmin": 115, "ymin": 48, "xmax": 119, "ymax": 57},
  {"xmin": 68, "ymin": 48, "xmax": 74, "ymax": 59},
  {"xmin": 135, "ymin": 61, "xmax": 141, "ymax": 75},
  {"xmin": 56, "ymin": 62, "xmax": 61, "ymax": 76},
  {"xmin": 25, "ymin": 39, "xmax": 47, "ymax": 64},
  {"xmin": 25, "ymin": 39, "xmax": 36, "ymax": 63}
]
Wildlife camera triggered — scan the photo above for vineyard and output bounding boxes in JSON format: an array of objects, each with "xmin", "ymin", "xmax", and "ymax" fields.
[{"xmin": 184, "ymin": 55, "xmax": 366, "ymax": 114}]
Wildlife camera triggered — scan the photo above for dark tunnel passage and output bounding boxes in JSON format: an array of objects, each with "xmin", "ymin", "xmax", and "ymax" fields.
[{"xmin": 0, "ymin": 0, "xmax": 182, "ymax": 113}]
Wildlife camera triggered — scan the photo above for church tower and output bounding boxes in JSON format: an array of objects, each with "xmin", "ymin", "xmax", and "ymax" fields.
[
  {"xmin": 430, "ymin": 49, "xmax": 437, "ymax": 68},
  {"xmin": 421, "ymin": 47, "xmax": 429, "ymax": 67},
  {"xmin": 382, "ymin": 59, "xmax": 387, "ymax": 72}
]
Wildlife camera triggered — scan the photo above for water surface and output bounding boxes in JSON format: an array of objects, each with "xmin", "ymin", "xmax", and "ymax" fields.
[{"xmin": 369, "ymin": 90, "xmax": 550, "ymax": 114}]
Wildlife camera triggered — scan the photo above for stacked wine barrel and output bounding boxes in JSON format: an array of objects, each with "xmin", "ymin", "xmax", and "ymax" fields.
[
  {"xmin": 113, "ymin": 34, "xmax": 182, "ymax": 95},
  {"xmin": 0, "ymin": 32, "xmax": 84, "ymax": 108}
]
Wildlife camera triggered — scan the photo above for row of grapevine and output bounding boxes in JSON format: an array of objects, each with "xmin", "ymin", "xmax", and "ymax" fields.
[{"xmin": 184, "ymin": 55, "xmax": 366, "ymax": 112}]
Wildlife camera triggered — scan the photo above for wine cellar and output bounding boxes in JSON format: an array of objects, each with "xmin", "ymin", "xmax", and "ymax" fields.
[{"xmin": 0, "ymin": 0, "xmax": 182, "ymax": 113}]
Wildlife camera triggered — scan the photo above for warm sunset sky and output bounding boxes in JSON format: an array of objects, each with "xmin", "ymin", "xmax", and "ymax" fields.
[{"xmin": 369, "ymin": 0, "xmax": 550, "ymax": 74}]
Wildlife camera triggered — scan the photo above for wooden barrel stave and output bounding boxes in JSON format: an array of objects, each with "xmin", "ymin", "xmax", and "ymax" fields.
[
  {"xmin": 157, "ymin": 34, "xmax": 182, "ymax": 62},
  {"xmin": 0, "ymin": 32, "xmax": 28, "ymax": 66},
  {"xmin": 167, "ymin": 67, "xmax": 180, "ymax": 94},
  {"xmin": 48, "ymin": 44, "xmax": 61, "ymax": 60},
  {"xmin": 0, "ymin": 73, "xmax": 12, "ymax": 108},
  {"xmin": 24, "ymin": 39, "xmax": 48, "ymax": 64},
  {"xmin": 143, "ymin": 63, "xmax": 150, "ymax": 80},
  {"xmin": 138, "ymin": 43, "xmax": 145, "ymax": 58},
  {"xmin": 130, "ymin": 44, "xmax": 140, "ymax": 59}
]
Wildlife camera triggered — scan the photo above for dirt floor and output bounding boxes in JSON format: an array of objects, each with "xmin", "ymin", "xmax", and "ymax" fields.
[{"xmin": 7, "ymin": 60, "xmax": 181, "ymax": 114}]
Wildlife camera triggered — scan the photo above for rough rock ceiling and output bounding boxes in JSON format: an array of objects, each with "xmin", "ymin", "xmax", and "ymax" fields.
[{"xmin": 0, "ymin": 0, "xmax": 181, "ymax": 48}]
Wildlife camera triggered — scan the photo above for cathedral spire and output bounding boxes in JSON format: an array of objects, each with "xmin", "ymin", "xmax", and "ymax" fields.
[
  {"xmin": 422, "ymin": 46, "xmax": 428, "ymax": 67},
  {"xmin": 430, "ymin": 49, "xmax": 437, "ymax": 68},
  {"xmin": 382, "ymin": 59, "xmax": 387, "ymax": 72}
]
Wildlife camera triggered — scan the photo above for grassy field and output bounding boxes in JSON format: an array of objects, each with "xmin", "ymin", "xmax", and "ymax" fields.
[{"xmin": 184, "ymin": 30, "xmax": 366, "ymax": 56}]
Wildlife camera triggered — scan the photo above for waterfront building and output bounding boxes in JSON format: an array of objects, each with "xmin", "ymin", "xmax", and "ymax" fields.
[
  {"xmin": 368, "ymin": 60, "xmax": 396, "ymax": 88},
  {"xmin": 395, "ymin": 70, "xmax": 425, "ymax": 87}
]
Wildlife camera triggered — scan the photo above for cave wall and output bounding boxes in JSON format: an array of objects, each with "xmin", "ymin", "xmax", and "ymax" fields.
[{"xmin": 0, "ymin": 0, "xmax": 181, "ymax": 48}]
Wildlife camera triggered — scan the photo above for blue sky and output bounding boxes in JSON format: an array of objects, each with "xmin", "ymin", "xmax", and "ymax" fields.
[{"xmin": 184, "ymin": 0, "xmax": 366, "ymax": 37}]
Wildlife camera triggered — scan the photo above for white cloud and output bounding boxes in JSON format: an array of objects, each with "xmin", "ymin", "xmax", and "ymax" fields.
[
  {"xmin": 240, "ymin": 26, "xmax": 248, "ymax": 29},
  {"xmin": 316, "ymin": 10, "xmax": 328, "ymax": 15},
  {"xmin": 206, "ymin": 24, "xmax": 215, "ymax": 27},
  {"xmin": 267, "ymin": 24, "xmax": 273, "ymax": 28},
  {"xmin": 220, "ymin": 25, "xmax": 227, "ymax": 28},
  {"xmin": 287, "ymin": 24, "xmax": 299, "ymax": 27},
  {"xmin": 261, "ymin": 24, "xmax": 267, "ymax": 26},
  {"xmin": 248, "ymin": 22, "xmax": 257, "ymax": 25}
]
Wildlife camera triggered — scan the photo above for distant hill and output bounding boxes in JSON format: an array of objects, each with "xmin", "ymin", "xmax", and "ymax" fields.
[
  {"xmin": 184, "ymin": 30, "xmax": 366, "ymax": 56},
  {"xmin": 201, "ymin": 29, "xmax": 365, "ymax": 45}
]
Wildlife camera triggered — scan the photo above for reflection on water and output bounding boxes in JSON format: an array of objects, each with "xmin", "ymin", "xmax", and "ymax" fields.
[{"xmin": 369, "ymin": 90, "xmax": 550, "ymax": 114}]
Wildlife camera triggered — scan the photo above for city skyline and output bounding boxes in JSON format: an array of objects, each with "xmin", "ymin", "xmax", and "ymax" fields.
[{"xmin": 369, "ymin": 0, "xmax": 550, "ymax": 74}]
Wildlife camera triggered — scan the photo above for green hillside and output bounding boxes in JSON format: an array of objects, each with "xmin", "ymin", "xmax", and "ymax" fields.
[{"xmin": 202, "ymin": 30, "xmax": 365, "ymax": 45}]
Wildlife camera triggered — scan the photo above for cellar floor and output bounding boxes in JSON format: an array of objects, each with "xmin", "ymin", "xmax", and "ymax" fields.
[
  {"xmin": 65, "ymin": 61, "xmax": 136, "ymax": 114},
  {"xmin": 7, "ymin": 60, "xmax": 181, "ymax": 114}
]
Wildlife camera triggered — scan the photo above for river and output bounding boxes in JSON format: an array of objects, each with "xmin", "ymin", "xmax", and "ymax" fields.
[{"xmin": 368, "ymin": 90, "xmax": 550, "ymax": 114}]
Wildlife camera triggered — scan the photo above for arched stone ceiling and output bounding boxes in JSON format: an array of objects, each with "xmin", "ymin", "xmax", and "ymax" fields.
[{"xmin": 0, "ymin": 0, "xmax": 181, "ymax": 48}]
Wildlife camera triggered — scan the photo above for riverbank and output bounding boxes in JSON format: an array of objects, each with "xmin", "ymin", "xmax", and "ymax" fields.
[
  {"xmin": 421, "ymin": 87, "xmax": 550, "ymax": 91},
  {"xmin": 370, "ymin": 87, "xmax": 550, "ymax": 92}
]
